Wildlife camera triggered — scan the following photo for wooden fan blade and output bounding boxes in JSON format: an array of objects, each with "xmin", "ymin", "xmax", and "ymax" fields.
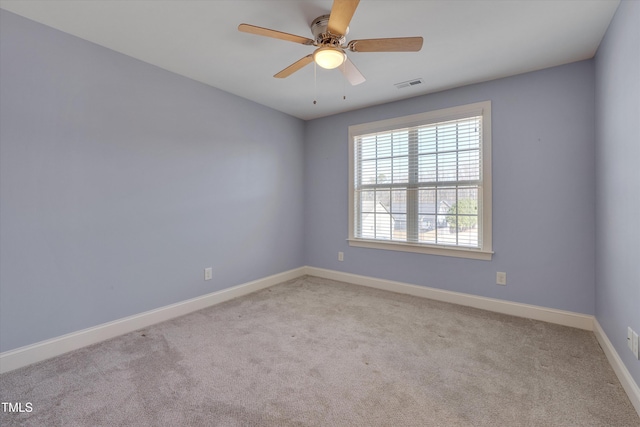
[
  {"xmin": 349, "ymin": 37, "xmax": 424, "ymax": 52},
  {"xmin": 340, "ymin": 57, "xmax": 366, "ymax": 86},
  {"xmin": 327, "ymin": 0, "xmax": 360, "ymax": 36},
  {"xmin": 274, "ymin": 55, "xmax": 315, "ymax": 78},
  {"xmin": 238, "ymin": 24, "xmax": 314, "ymax": 45}
]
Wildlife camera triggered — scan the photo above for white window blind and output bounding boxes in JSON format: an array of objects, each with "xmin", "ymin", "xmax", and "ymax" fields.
[{"xmin": 348, "ymin": 101, "xmax": 492, "ymax": 260}]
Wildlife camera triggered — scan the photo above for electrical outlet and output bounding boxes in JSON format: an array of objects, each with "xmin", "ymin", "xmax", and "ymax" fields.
[
  {"xmin": 496, "ymin": 272, "xmax": 506, "ymax": 285},
  {"xmin": 629, "ymin": 327, "xmax": 634, "ymax": 351},
  {"xmin": 338, "ymin": 251, "xmax": 344, "ymax": 262},
  {"xmin": 204, "ymin": 267, "xmax": 213, "ymax": 281},
  {"xmin": 633, "ymin": 330, "xmax": 639, "ymax": 359}
]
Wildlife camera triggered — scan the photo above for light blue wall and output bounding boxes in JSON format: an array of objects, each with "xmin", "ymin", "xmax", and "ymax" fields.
[
  {"xmin": 0, "ymin": 11, "xmax": 305, "ymax": 352},
  {"xmin": 2, "ymin": 4, "xmax": 631, "ymax": 369},
  {"xmin": 304, "ymin": 61, "xmax": 597, "ymax": 315},
  {"xmin": 595, "ymin": 0, "xmax": 640, "ymax": 385}
]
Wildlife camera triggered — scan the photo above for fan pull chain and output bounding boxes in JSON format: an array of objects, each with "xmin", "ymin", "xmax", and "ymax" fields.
[
  {"xmin": 343, "ymin": 61, "xmax": 346, "ymax": 100},
  {"xmin": 313, "ymin": 62, "xmax": 317, "ymax": 105}
]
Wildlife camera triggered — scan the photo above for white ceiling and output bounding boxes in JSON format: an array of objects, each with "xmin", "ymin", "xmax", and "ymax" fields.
[{"xmin": 0, "ymin": 0, "xmax": 620, "ymax": 120}]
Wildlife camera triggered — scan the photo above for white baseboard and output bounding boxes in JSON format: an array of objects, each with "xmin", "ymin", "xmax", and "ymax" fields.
[
  {"xmin": 593, "ymin": 320, "xmax": 640, "ymax": 417},
  {"xmin": 304, "ymin": 267, "xmax": 595, "ymax": 330},
  {"xmin": 0, "ymin": 267, "xmax": 306, "ymax": 374}
]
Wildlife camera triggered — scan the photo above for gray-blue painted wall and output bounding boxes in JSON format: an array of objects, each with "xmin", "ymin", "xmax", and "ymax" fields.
[
  {"xmin": 595, "ymin": 0, "xmax": 640, "ymax": 386},
  {"xmin": 0, "ymin": 11, "xmax": 305, "ymax": 352},
  {"xmin": 304, "ymin": 61, "xmax": 597, "ymax": 315},
  {"xmin": 1, "ymin": 3, "xmax": 637, "ymax": 391}
]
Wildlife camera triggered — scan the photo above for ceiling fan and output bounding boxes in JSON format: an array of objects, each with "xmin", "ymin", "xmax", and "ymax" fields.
[{"xmin": 238, "ymin": 0, "xmax": 423, "ymax": 86}]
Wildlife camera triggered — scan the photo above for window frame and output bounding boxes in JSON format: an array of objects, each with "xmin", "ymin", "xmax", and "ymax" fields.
[{"xmin": 348, "ymin": 101, "xmax": 493, "ymax": 260}]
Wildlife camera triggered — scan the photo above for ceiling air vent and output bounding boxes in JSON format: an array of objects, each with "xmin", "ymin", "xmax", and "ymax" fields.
[{"xmin": 394, "ymin": 78, "xmax": 424, "ymax": 89}]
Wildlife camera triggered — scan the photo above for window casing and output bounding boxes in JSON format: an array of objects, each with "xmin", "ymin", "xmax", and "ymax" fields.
[{"xmin": 348, "ymin": 101, "xmax": 492, "ymax": 260}]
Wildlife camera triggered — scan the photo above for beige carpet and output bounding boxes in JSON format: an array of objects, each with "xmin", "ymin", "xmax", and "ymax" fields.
[{"xmin": 1, "ymin": 275, "xmax": 638, "ymax": 426}]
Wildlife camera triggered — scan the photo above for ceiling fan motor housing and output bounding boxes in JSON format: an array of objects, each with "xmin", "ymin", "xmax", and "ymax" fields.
[{"xmin": 311, "ymin": 14, "xmax": 347, "ymax": 45}]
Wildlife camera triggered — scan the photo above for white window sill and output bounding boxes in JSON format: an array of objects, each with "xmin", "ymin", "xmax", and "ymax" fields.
[{"xmin": 347, "ymin": 238, "xmax": 493, "ymax": 260}]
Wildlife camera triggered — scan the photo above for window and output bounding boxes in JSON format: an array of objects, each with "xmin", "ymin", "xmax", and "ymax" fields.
[{"xmin": 348, "ymin": 101, "xmax": 492, "ymax": 260}]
